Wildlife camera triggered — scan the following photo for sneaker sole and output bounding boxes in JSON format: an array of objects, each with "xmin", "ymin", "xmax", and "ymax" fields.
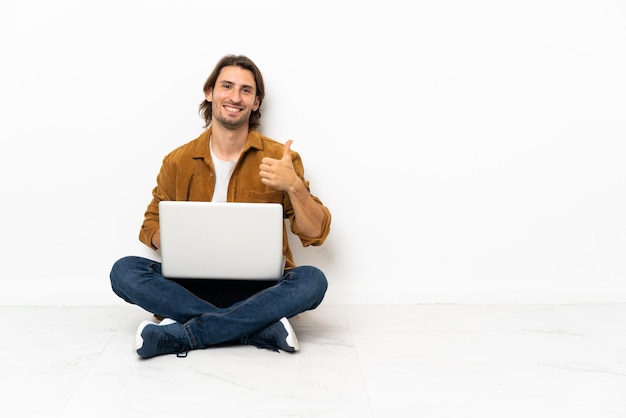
[
  {"xmin": 132, "ymin": 320, "xmax": 155, "ymax": 354},
  {"xmin": 280, "ymin": 317, "xmax": 300, "ymax": 352}
]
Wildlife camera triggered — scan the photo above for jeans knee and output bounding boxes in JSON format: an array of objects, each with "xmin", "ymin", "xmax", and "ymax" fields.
[
  {"xmin": 109, "ymin": 256, "xmax": 137, "ymax": 293},
  {"xmin": 315, "ymin": 269, "xmax": 328, "ymax": 297},
  {"xmin": 300, "ymin": 265, "xmax": 328, "ymax": 303}
]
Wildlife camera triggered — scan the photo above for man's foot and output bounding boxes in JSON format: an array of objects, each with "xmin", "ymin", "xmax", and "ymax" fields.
[
  {"xmin": 245, "ymin": 317, "xmax": 300, "ymax": 353},
  {"xmin": 133, "ymin": 319, "xmax": 192, "ymax": 359}
]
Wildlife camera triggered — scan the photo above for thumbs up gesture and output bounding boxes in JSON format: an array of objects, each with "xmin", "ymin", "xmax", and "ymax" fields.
[{"xmin": 259, "ymin": 139, "xmax": 299, "ymax": 191}]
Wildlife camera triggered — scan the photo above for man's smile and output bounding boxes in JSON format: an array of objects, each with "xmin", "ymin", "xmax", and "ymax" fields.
[{"xmin": 224, "ymin": 104, "xmax": 243, "ymax": 113}]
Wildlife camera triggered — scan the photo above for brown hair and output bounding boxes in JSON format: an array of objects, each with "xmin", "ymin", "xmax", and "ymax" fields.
[{"xmin": 199, "ymin": 54, "xmax": 265, "ymax": 130}]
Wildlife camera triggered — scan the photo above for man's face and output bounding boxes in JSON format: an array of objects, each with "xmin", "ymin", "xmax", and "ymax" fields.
[{"xmin": 206, "ymin": 65, "xmax": 260, "ymax": 130}]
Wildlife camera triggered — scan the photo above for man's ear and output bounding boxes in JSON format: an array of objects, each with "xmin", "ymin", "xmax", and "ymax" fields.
[
  {"xmin": 205, "ymin": 88, "xmax": 213, "ymax": 102},
  {"xmin": 253, "ymin": 96, "xmax": 260, "ymax": 111}
]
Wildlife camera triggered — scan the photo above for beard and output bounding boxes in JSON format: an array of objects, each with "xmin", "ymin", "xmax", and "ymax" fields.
[
  {"xmin": 212, "ymin": 101, "xmax": 251, "ymax": 130},
  {"xmin": 213, "ymin": 113, "xmax": 248, "ymax": 130}
]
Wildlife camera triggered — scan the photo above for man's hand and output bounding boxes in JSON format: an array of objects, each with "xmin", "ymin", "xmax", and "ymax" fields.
[
  {"xmin": 259, "ymin": 139, "xmax": 299, "ymax": 192},
  {"xmin": 151, "ymin": 229, "xmax": 161, "ymax": 249}
]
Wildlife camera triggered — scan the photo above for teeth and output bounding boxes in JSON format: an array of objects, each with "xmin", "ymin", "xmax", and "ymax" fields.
[{"xmin": 225, "ymin": 106, "xmax": 240, "ymax": 112}]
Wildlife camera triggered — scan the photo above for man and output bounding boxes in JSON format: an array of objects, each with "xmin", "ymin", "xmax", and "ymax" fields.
[{"xmin": 110, "ymin": 54, "xmax": 331, "ymax": 359}]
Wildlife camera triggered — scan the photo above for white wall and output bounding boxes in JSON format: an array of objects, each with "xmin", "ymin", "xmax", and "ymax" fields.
[{"xmin": 1, "ymin": 0, "xmax": 625, "ymax": 305}]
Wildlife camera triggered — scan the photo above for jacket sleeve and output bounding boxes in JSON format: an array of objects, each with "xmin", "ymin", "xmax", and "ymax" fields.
[
  {"xmin": 284, "ymin": 151, "xmax": 332, "ymax": 247},
  {"xmin": 138, "ymin": 154, "xmax": 177, "ymax": 249}
]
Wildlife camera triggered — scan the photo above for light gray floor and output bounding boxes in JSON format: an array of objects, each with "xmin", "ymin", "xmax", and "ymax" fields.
[{"xmin": 3, "ymin": 302, "xmax": 626, "ymax": 417}]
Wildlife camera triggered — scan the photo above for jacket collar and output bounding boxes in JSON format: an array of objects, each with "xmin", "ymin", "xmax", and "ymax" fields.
[{"xmin": 191, "ymin": 127, "xmax": 264, "ymax": 160}]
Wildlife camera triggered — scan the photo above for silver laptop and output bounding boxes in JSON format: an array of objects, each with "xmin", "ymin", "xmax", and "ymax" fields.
[{"xmin": 158, "ymin": 201, "xmax": 285, "ymax": 280}]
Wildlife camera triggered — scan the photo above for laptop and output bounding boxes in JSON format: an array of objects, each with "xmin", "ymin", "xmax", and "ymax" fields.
[{"xmin": 158, "ymin": 201, "xmax": 285, "ymax": 280}]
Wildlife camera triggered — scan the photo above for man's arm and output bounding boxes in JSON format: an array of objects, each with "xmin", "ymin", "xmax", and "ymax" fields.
[{"xmin": 259, "ymin": 140, "xmax": 325, "ymax": 238}]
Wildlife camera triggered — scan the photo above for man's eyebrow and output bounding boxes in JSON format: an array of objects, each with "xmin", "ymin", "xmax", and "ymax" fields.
[{"xmin": 219, "ymin": 80, "xmax": 255, "ymax": 90}]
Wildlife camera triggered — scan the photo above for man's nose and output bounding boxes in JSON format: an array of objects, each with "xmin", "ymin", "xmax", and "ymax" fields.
[{"xmin": 228, "ymin": 89, "xmax": 242, "ymax": 102}]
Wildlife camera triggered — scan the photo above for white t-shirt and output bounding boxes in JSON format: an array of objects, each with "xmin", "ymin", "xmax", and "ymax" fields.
[{"xmin": 209, "ymin": 139, "xmax": 237, "ymax": 202}]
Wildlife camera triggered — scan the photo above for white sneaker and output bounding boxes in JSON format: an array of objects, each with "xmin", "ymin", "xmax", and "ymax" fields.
[
  {"xmin": 132, "ymin": 318, "xmax": 178, "ymax": 354},
  {"xmin": 244, "ymin": 317, "xmax": 300, "ymax": 353}
]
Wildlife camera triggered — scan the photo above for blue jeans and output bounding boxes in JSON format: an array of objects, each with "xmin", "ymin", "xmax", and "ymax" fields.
[{"xmin": 110, "ymin": 256, "xmax": 327, "ymax": 349}]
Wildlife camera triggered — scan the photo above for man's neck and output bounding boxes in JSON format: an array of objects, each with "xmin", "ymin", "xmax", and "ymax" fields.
[{"xmin": 210, "ymin": 123, "xmax": 249, "ymax": 162}]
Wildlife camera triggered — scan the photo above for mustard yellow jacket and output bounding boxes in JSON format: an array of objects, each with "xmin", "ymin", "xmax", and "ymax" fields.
[{"xmin": 139, "ymin": 128, "xmax": 332, "ymax": 270}]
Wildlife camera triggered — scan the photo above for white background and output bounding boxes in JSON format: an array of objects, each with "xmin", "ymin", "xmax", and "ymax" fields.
[{"xmin": 1, "ymin": 0, "xmax": 624, "ymax": 305}]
